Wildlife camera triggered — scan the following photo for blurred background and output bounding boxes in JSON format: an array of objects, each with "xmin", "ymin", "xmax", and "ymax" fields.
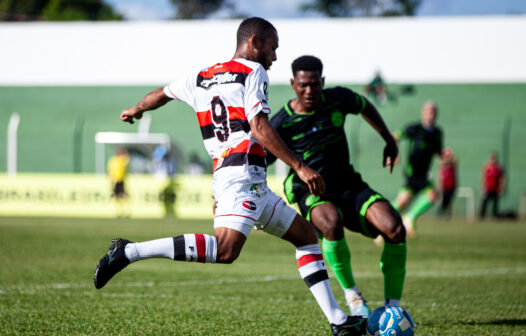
[{"xmin": 1, "ymin": 0, "xmax": 525, "ymax": 219}]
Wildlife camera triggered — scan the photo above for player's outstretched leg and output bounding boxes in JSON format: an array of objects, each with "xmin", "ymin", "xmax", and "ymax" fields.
[
  {"xmin": 94, "ymin": 234, "xmax": 219, "ymax": 289},
  {"xmin": 283, "ymin": 214, "xmax": 366, "ymax": 335},
  {"xmin": 322, "ymin": 237, "xmax": 370, "ymax": 318},
  {"xmin": 94, "ymin": 238, "xmax": 132, "ymax": 289},
  {"xmin": 310, "ymin": 203, "xmax": 370, "ymax": 318}
]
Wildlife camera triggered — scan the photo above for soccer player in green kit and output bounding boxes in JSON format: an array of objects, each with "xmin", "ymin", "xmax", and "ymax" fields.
[
  {"xmin": 391, "ymin": 101, "xmax": 443, "ymax": 238},
  {"xmin": 267, "ymin": 55, "xmax": 407, "ymax": 317}
]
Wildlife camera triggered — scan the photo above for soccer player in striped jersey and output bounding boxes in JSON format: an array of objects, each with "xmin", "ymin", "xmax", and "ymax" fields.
[
  {"xmin": 267, "ymin": 55, "xmax": 407, "ymax": 317},
  {"xmin": 93, "ymin": 17, "xmax": 365, "ymax": 335}
]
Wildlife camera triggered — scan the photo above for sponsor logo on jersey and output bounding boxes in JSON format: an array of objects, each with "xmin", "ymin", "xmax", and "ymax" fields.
[
  {"xmin": 249, "ymin": 166, "xmax": 263, "ymax": 178},
  {"xmin": 198, "ymin": 72, "xmax": 243, "ymax": 89},
  {"xmin": 242, "ymin": 200, "xmax": 257, "ymax": 211}
]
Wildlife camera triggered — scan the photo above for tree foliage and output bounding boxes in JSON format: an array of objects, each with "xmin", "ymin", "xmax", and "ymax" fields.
[
  {"xmin": 169, "ymin": 0, "xmax": 233, "ymax": 19},
  {"xmin": 300, "ymin": 0, "xmax": 422, "ymax": 17},
  {"xmin": 0, "ymin": 0, "xmax": 122, "ymax": 21}
]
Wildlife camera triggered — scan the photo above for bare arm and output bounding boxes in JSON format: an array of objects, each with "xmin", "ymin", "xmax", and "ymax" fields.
[
  {"xmin": 120, "ymin": 87, "xmax": 173, "ymax": 124},
  {"xmin": 360, "ymin": 100, "xmax": 398, "ymax": 173},
  {"xmin": 250, "ymin": 113, "xmax": 326, "ymax": 196}
]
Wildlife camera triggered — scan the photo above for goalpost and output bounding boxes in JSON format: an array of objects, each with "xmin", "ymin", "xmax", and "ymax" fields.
[
  {"xmin": 7, "ymin": 112, "xmax": 20, "ymax": 177},
  {"xmin": 94, "ymin": 113, "xmax": 173, "ymax": 174},
  {"xmin": 94, "ymin": 132, "xmax": 172, "ymax": 174}
]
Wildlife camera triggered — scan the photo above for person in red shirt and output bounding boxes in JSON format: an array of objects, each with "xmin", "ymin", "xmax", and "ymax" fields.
[
  {"xmin": 437, "ymin": 148, "xmax": 457, "ymax": 218},
  {"xmin": 479, "ymin": 151, "xmax": 506, "ymax": 219}
]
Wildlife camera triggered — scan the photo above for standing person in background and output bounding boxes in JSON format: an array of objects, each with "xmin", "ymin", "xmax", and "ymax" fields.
[
  {"xmin": 390, "ymin": 101, "xmax": 443, "ymax": 237},
  {"xmin": 268, "ymin": 55, "xmax": 406, "ymax": 318},
  {"xmin": 107, "ymin": 147, "xmax": 130, "ymax": 217},
  {"xmin": 437, "ymin": 148, "xmax": 457, "ymax": 218},
  {"xmin": 151, "ymin": 145, "xmax": 177, "ymax": 217},
  {"xmin": 363, "ymin": 71, "xmax": 387, "ymax": 105},
  {"xmin": 479, "ymin": 151, "xmax": 506, "ymax": 219},
  {"xmin": 93, "ymin": 17, "xmax": 366, "ymax": 336}
]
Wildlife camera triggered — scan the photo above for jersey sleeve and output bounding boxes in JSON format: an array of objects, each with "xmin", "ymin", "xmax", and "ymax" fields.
[
  {"xmin": 163, "ymin": 74, "xmax": 196, "ymax": 109},
  {"xmin": 244, "ymin": 65, "xmax": 271, "ymax": 122},
  {"xmin": 335, "ymin": 86, "xmax": 366, "ymax": 115}
]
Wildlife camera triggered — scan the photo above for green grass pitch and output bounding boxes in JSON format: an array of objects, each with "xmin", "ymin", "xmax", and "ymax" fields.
[{"xmin": 1, "ymin": 216, "xmax": 525, "ymax": 335}]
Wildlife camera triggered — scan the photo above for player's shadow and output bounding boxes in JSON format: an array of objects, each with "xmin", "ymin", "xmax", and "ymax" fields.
[{"xmin": 419, "ymin": 318, "xmax": 526, "ymax": 327}]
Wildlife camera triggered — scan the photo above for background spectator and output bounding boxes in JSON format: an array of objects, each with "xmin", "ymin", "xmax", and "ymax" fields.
[
  {"xmin": 479, "ymin": 151, "xmax": 506, "ymax": 219},
  {"xmin": 437, "ymin": 148, "xmax": 457, "ymax": 218}
]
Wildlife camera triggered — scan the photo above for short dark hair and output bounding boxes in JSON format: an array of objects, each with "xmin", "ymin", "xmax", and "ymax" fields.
[
  {"xmin": 292, "ymin": 55, "xmax": 323, "ymax": 76},
  {"xmin": 237, "ymin": 17, "xmax": 276, "ymax": 47}
]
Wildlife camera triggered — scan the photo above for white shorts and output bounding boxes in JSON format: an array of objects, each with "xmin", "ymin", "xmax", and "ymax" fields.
[{"xmin": 213, "ymin": 183, "xmax": 298, "ymax": 238}]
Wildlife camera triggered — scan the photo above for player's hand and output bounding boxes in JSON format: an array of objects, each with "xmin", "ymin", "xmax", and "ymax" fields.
[
  {"xmin": 383, "ymin": 140, "xmax": 399, "ymax": 173},
  {"xmin": 120, "ymin": 107, "xmax": 143, "ymax": 124},
  {"xmin": 296, "ymin": 163, "xmax": 326, "ymax": 196}
]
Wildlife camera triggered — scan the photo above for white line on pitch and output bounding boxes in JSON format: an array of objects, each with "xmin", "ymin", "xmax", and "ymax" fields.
[{"xmin": 1, "ymin": 266, "xmax": 525, "ymax": 294}]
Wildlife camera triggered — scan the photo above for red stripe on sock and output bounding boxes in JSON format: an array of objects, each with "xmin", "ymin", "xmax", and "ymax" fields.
[
  {"xmin": 195, "ymin": 234, "xmax": 206, "ymax": 263},
  {"xmin": 296, "ymin": 254, "xmax": 323, "ymax": 268}
]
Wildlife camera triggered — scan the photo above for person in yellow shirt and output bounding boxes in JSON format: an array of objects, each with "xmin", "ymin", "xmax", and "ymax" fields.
[{"xmin": 108, "ymin": 148, "xmax": 130, "ymax": 216}]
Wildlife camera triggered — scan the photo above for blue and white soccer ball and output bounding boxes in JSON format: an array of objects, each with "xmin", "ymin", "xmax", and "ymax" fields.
[{"xmin": 366, "ymin": 305, "xmax": 415, "ymax": 336}]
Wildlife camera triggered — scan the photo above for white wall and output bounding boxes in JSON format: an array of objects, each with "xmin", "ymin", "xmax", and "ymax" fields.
[{"xmin": 1, "ymin": 16, "xmax": 525, "ymax": 85}]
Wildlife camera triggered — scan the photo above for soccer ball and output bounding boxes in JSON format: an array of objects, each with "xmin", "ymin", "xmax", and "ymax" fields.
[{"xmin": 366, "ymin": 305, "xmax": 415, "ymax": 336}]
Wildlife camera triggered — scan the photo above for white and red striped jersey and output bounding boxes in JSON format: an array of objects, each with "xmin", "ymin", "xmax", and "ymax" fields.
[{"xmin": 163, "ymin": 58, "xmax": 270, "ymax": 194}]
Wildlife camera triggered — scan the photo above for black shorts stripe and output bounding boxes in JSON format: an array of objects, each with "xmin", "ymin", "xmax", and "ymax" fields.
[
  {"xmin": 303, "ymin": 269, "xmax": 329, "ymax": 288},
  {"xmin": 217, "ymin": 152, "xmax": 266, "ymax": 170},
  {"xmin": 200, "ymin": 119, "xmax": 250, "ymax": 140},
  {"xmin": 173, "ymin": 235, "xmax": 186, "ymax": 261}
]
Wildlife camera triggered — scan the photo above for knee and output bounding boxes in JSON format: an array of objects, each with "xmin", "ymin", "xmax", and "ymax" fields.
[
  {"xmin": 215, "ymin": 238, "xmax": 243, "ymax": 264},
  {"xmin": 316, "ymin": 215, "xmax": 343, "ymax": 240},
  {"xmin": 383, "ymin": 213, "xmax": 406, "ymax": 244}
]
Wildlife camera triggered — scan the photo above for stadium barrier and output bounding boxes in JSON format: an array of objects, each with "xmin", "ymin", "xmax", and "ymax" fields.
[{"xmin": 0, "ymin": 174, "xmax": 288, "ymax": 219}]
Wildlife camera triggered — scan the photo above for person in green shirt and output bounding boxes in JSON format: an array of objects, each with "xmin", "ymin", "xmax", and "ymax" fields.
[
  {"xmin": 390, "ymin": 102, "xmax": 443, "ymax": 237},
  {"xmin": 268, "ymin": 55, "xmax": 407, "ymax": 318}
]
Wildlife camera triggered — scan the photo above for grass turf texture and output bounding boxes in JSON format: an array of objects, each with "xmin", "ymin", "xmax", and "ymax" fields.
[{"xmin": 1, "ymin": 216, "xmax": 525, "ymax": 335}]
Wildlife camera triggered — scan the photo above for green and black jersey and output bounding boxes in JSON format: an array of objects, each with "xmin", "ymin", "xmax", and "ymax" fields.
[
  {"xmin": 268, "ymin": 86, "xmax": 366, "ymax": 203},
  {"xmin": 396, "ymin": 123, "xmax": 443, "ymax": 179}
]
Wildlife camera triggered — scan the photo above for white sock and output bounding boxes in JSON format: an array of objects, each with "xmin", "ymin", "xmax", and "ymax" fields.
[
  {"xmin": 344, "ymin": 285, "xmax": 362, "ymax": 302},
  {"xmin": 124, "ymin": 238, "xmax": 174, "ymax": 263},
  {"xmin": 296, "ymin": 244, "xmax": 348, "ymax": 325}
]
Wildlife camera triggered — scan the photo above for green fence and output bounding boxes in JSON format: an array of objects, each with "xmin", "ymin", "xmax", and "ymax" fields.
[{"xmin": 1, "ymin": 83, "xmax": 525, "ymax": 213}]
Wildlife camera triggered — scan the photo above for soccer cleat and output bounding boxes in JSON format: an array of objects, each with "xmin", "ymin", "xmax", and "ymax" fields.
[
  {"xmin": 347, "ymin": 292, "xmax": 371, "ymax": 318},
  {"xmin": 331, "ymin": 315, "xmax": 367, "ymax": 336},
  {"xmin": 94, "ymin": 238, "xmax": 132, "ymax": 289},
  {"xmin": 402, "ymin": 215, "xmax": 416, "ymax": 238}
]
